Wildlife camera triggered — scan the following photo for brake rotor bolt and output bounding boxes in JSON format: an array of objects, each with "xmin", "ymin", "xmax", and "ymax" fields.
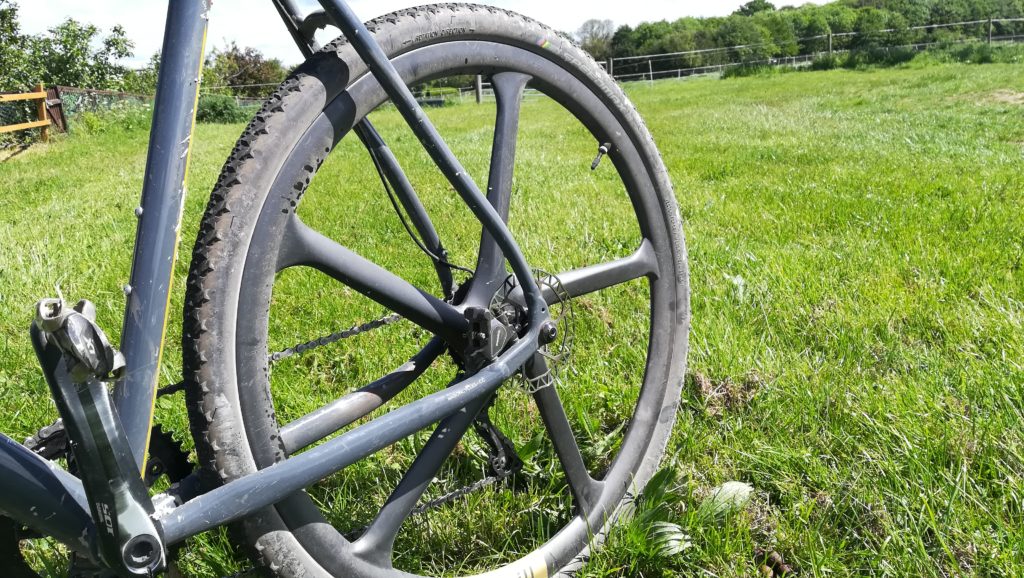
[{"xmin": 539, "ymin": 321, "xmax": 558, "ymax": 345}]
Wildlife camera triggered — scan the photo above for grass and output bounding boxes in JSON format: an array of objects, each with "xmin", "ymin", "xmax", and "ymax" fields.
[{"xmin": 1, "ymin": 61, "xmax": 1022, "ymax": 577}]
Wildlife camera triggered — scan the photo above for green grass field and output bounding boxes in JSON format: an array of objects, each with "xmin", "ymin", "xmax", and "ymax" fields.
[{"xmin": 1, "ymin": 62, "xmax": 1022, "ymax": 577}]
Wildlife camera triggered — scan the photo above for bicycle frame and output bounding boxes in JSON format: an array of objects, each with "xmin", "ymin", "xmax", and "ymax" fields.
[{"xmin": 0, "ymin": 0, "xmax": 547, "ymax": 572}]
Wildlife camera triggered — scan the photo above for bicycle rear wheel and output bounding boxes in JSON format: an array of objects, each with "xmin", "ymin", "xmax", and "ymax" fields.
[{"xmin": 183, "ymin": 5, "xmax": 689, "ymax": 577}]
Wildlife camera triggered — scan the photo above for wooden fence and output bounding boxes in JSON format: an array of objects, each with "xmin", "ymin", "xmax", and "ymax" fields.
[{"xmin": 0, "ymin": 84, "xmax": 52, "ymax": 141}]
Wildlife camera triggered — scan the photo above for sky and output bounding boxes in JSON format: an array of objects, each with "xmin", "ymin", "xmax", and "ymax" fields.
[{"xmin": 14, "ymin": 1, "xmax": 819, "ymax": 67}]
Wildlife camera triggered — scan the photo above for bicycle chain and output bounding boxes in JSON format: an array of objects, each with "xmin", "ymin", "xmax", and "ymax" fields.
[
  {"xmin": 410, "ymin": 471, "xmax": 512, "ymax": 516},
  {"xmin": 271, "ymin": 311, "xmax": 526, "ymax": 526},
  {"xmin": 342, "ymin": 470, "xmax": 514, "ymax": 540},
  {"xmin": 268, "ymin": 313, "xmax": 404, "ymax": 363}
]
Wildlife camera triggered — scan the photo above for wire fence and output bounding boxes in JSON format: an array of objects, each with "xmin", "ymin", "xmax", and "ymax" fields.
[
  {"xmin": 55, "ymin": 86, "xmax": 151, "ymax": 117},
  {"xmin": 607, "ymin": 17, "xmax": 1024, "ymax": 83},
  {"xmin": 612, "ymin": 34, "xmax": 1024, "ymax": 83}
]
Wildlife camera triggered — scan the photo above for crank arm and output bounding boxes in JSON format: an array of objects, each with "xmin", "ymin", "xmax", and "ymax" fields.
[{"xmin": 32, "ymin": 324, "xmax": 165, "ymax": 576}]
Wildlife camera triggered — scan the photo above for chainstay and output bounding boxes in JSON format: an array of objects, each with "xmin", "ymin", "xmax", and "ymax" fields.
[{"xmin": 269, "ymin": 313, "xmax": 403, "ymax": 363}]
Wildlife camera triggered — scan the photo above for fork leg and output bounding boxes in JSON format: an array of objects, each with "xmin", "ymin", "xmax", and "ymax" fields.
[{"xmin": 315, "ymin": 0, "xmax": 548, "ymax": 337}]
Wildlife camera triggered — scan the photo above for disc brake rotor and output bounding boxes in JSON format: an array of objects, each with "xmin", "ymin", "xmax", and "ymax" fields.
[{"xmin": 490, "ymin": 269, "xmax": 575, "ymax": 394}]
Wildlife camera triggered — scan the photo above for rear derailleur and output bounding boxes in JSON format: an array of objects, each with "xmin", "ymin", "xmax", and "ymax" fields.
[{"xmin": 460, "ymin": 307, "xmax": 524, "ymax": 480}]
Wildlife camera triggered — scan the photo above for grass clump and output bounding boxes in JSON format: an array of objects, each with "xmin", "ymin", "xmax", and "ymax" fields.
[{"xmin": 73, "ymin": 101, "xmax": 153, "ymax": 135}]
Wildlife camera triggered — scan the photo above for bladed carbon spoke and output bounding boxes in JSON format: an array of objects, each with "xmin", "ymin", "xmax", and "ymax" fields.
[
  {"xmin": 276, "ymin": 216, "xmax": 468, "ymax": 342},
  {"xmin": 352, "ymin": 395, "xmax": 488, "ymax": 567},
  {"xmin": 470, "ymin": 72, "xmax": 531, "ymax": 302},
  {"xmin": 507, "ymin": 240, "xmax": 658, "ymax": 307},
  {"xmin": 280, "ymin": 339, "xmax": 446, "ymax": 454},
  {"xmin": 527, "ymin": 355, "xmax": 603, "ymax": 514},
  {"xmin": 558, "ymin": 239, "xmax": 658, "ymax": 297}
]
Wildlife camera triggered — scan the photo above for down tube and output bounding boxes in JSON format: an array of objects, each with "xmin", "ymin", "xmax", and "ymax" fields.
[{"xmin": 113, "ymin": 0, "xmax": 211, "ymax": 472}]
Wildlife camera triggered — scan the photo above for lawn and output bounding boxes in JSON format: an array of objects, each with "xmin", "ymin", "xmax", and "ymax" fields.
[{"xmin": 0, "ymin": 61, "xmax": 1022, "ymax": 577}]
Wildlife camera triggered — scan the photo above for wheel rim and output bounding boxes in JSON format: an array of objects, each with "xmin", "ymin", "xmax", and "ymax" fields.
[{"xmin": 231, "ymin": 40, "xmax": 682, "ymax": 577}]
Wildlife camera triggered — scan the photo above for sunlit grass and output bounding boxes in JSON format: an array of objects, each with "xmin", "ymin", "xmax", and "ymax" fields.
[{"xmin": 0, "ymin": 61, "xmax": 1022, "ymax": 576}]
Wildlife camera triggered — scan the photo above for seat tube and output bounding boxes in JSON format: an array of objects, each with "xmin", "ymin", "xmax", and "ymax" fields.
[{"xmin": 113, "ymin": 0, "xmax": 211, "ymax": 473}]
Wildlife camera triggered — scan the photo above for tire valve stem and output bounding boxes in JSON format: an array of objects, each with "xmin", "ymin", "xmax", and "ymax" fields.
[{"xmin": 591, "ymin": 143, "xmax": 611, "ymax": 171}]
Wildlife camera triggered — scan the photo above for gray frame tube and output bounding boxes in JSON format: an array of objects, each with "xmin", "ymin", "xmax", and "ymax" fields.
[
  {"xmin": 160, "ymin": 359, "xmax": 518, "ymax": 543},
  {"xmin": 0, "ymin": 435, "xmax": 96, "ymax": 561},
  {"xmin": 113, "ymin": 0, "xmax": 211, "ymax": 471}
]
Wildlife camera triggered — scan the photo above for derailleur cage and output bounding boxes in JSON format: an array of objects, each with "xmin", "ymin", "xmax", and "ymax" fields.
[{"xmin": 472, "ymin": 398, "xmax": 524, "ymax": 479}]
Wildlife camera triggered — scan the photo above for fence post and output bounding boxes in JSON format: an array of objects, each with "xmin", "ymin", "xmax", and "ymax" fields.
[
  {"xmin": 474, "ymin": 75, "xmax": 483, "ymax": 104},
  {"xmin": 988, "ymin": 18, "xmax": 993, "ymax": 44},
  {"xmin": 648, "ymin": 59, "xmax": 654, "ymax": 86},
  {"xmin": 35, "ymin": 83, "xmax": 49, "ymax": 142},
  {"xmin": 46, "ymin": 86, "xmax": 66, "ymax": 133},
  {"xmin": 608, "ymin": 57, "xmax": 614, "ymax": 78},
  {"xmin": 828, "ymin": 32, "xmax": 833, "ymax": 56}
]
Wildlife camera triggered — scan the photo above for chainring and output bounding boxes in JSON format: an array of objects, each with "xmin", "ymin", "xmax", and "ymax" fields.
[{"xmin": 143, "ymin": 425, "xmax": 193, "ymax": 487}]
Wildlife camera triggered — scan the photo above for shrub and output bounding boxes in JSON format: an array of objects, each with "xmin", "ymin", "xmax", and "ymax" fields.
[
  {"xmin": 196, "ymin": 95, "xmax": 250, "ymax": 124},
  {"xmin": 72, "ymin": 102, "xmax": 153, "ymax": 135},
  {"xmin": 811, "ymin": 54, "xmax": 844, "ymax": 70},
  {"xmin": 722, "ymin": 64, "xmax": 774, "ymax": 79},
  {"xmin": 844, "ymin": 46, "xmax": 916, "ymax": 68}
]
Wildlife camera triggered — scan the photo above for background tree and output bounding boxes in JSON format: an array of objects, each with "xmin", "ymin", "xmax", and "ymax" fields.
[
  {"xmin": 794, "ymin": 9, "xmax": 833, "ymax": 53},
  {"xmin": 202, "ymin": 42, "xmax": 289, "ymax": 98},
  {"xmin": 757, "ymin": 12, "xmax": 800, "ymax": 56},
  {"xmin": 735, "ymin": 0, "xmax": 777, "ymax": 17},
  {"xmin": 633, "ymin": 20, "xmax": 675, "ymax": 54},
  {"xmin": 610, "ymin": 25, "xmax": 637, "ymax": 58},
  {"xmin": 717, "ymin": 16, "xmax": 774, "ymax": 62},
  {"xmin": 28, "ymin": 20, "xmax": 133, "ymax": 88},
  {"xmin": 576, "ymin": 19, "xmax": 616, "ymax": 61},
  {"xmin": 0, "ymin": 2, "xmax": 132, "ymax": 91},
  {"xmin": 853, "ymin": 8, "xmax": 890, "ymax": 49},
  {"xmin": 0, "ymin": 0, "xmax": 31, "ymax": 91},
  {"xmin": 119, "ymin": 52, "xmax": 160, "ymax": 95}
]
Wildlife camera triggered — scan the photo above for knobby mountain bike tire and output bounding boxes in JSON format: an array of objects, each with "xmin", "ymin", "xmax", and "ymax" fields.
[{"xmin": 183, "ymin": 4, "xmax": 689, "ymax": 577}]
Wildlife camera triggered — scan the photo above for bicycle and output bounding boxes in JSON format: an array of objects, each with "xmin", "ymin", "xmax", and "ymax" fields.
[{"xmin": 1, "ymin": 1, "xmax": 689, "ymax": 576}]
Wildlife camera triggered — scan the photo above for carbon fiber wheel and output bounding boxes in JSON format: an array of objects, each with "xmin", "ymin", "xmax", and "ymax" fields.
[{"xmin": 183, "ymin": 5, "xmax": 689, "ymax": 577}]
